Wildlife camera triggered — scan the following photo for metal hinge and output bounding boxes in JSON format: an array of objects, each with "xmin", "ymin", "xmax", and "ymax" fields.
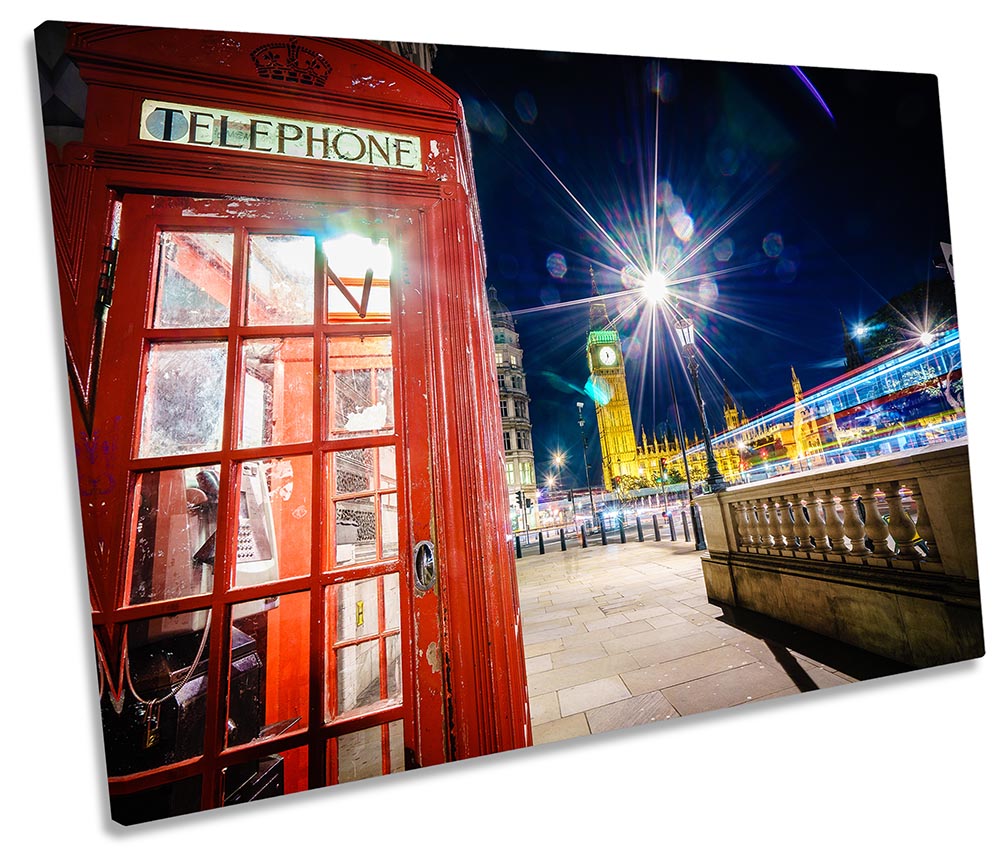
[{"xmin": 95, "ymin": 237, "xmax": 119, "ymax": 311}]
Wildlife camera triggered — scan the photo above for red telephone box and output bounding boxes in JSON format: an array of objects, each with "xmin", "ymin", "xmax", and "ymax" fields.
[{"xmin": 39, "ymin": 22, "xmax": 530, "ymax": 823}]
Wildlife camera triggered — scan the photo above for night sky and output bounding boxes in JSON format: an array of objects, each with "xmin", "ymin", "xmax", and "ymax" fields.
[{"xmin": 431, "ymin": 44, "xmax": 952, "ymax": 487}]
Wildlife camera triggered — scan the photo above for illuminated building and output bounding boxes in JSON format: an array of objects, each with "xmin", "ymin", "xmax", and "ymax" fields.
[
  {"xmin": 489, "ymin": 285, "xmax": 538, "ymax": 529},
  {"xmin": 585, "ymin": 284, "xmax": 963, "ymax": 494},
  {"xmin": 585, "ymin": 270, "xmax": 641, "ymax": 489}
]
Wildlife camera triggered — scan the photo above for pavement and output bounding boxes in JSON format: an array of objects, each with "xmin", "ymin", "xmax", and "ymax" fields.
[{"xmin": 516, "ymin": 536, "xmax": 911, "ymax": 746}]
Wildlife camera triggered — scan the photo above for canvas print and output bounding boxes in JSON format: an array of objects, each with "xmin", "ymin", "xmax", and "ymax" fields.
[{"xmin": 35, "ymin": 19, "xmax": 984, "ymax": 826}]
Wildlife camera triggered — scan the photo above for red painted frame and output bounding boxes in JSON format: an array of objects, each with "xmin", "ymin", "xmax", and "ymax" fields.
[{"xmin": 43, "ymin": 23, "xmax": 531, "ymax": 819}]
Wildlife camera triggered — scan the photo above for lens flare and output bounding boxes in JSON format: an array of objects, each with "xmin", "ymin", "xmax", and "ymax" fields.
[
  {"xmin": 546, "ymin": 252, "xmax": 568, "ymax": 278},
  {"xmin": 514, "ymin": 91, "xmax": 538, "ymax": 124},
  {"xmin": 713, "ymin": 238, "xmax": 734, "ymax": 262},
  {"xmin": 762, "ymin": 232, "xmax": 784, "ymax": 257}
]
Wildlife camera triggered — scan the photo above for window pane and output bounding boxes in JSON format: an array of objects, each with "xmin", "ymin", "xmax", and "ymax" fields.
[
  {"xmin": 330, "ymin": 446, "xmax": 396, "ymax": 496},
  {"xmin": 233, "ymin": 457, "xmax": 311, "ymax": 586},
  {"xmin": 239, "ymin": 337, "xmax": 313, "ymax": 448},
  {"xmin": 127, "ymin": 465, "xmax": 219, "ymax": 605},
  {"xmin": 381, "ymin": 493, "xmax": 398, "ymax": 559},
  {"xmin": 327, "ymin": 336, "xmax": 393, "ymax": 437},
  {"xmin": 332, "ymin": 495, "xmax": 376, "ymax": 566},
  {"xmin": 223, "ymin": 745, "xmax": 308, "ymax": 807},
  {"xmin": 227, "ymin": 591, "xmax": 309, "ymax": 748},
  {"xmin": 246, "ymin": 235, "xmax": 314, "ymax": 325},
  {"xmin": 153, "ymin": 231, "xmax": 233, "ymax": 328},
  {"xmin": 323, "ymin": 234, "xmax": 391, "ymax": 321},
  {"xmin": 335, "ymin": 639, "xmax": 380, "ymax": 714},
  {"xmin": 138, "ymin": 342, "xmax": 227, "ymax": 458},
  {"xmin": 332, "ymin": 578, "xmax": 380, "ymax": 643},
  {"xmin": 101, "ymin": 609, "xmax": 211, "ymax": 777},
  {"xmin": 335, "ymin": 725, "xmax": 383, "ymax": 783},
  {"xmin": 386, "ymin": 633, "xmax": 402, "ymax": 703},
  {"xmin": 383, "ymin": 573, "xmax": 400, "ymax": 631}
]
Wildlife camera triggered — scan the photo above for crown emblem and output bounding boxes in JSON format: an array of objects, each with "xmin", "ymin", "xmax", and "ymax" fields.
[{"xmin": 250, "ymin": 38, "xmax": 332, "ymax": 87}]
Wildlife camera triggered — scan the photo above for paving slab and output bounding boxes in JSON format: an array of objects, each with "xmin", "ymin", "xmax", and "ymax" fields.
[{"xmin": 515, "ymin": 538, "xmax": 910, "ymax": 748}]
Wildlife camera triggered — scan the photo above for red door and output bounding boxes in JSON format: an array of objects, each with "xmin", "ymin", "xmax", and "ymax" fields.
[{"xmin": 98, "ymin": 192, "xmax": 447, "ymax": 820}]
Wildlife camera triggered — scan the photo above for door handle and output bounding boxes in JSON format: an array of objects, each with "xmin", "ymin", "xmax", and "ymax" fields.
[{"xmin": 413, "ymin": 540, "xmax": 436, "ymax": 592}]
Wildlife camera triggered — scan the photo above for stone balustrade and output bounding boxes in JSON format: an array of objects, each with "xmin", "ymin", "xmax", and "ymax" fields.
[{"xmin": 695, "ymin": 440, "xmax": 983, "ymax": 667}]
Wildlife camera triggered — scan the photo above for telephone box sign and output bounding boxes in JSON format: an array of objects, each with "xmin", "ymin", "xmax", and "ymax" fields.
[{"xmin": 139, "ymin": 98, "xmax": 423, "ymax": 170}]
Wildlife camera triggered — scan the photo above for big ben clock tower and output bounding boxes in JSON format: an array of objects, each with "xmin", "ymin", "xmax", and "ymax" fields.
[{"xmin": 585, "ymin": 268, "xmax": 640, "ymax": 490}]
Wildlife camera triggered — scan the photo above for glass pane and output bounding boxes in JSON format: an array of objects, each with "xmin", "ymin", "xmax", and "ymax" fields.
[
  {"xmin": 332, "ymin": 578, "xmax": 380, "ymax": 643},
  {"xmin": 138, "ymin": 341, "xmax": 227, "ymax": 457},
  {"xmin": 227, "ymin": 591, "xmax": 309, "ymax": 748},
  {"xmin": 383, "ymin": 573, "xmax": 400, "ymax": 631},
  {"xmin": 127, "ymin": 465, "xmax": 219, "ymax": 604},
  {"xmin": 223, "ymin": 745, "xmax": 308, "ymax": 807},
  {"xmin": 332, "ymin": 495, "xmax": 376, "ymax": 566},
  {"xmin": 381, "ymin": 493, "xmax": 399, "ymax": 559},
  {"xmin": 324, "ymin": 233, "xmax": 392, "ymax": 321},
  {"xmin": 333, "ymin": 447, "xmax": 374, "ymax": 495},
  {"xmin": 101, "ymin": 609, "xmax": 210, "ymax": 777},
  {"xmin": 239, "ymin": 337, "xmax": 313, "ymax": 448},
  {"xmin": 386, "ymin": 633, "xmax": 402, "ymax": 703},
  {"xmin": 153, "ymin": 231, "xmax": 233, "ymax": 328},
  {"xmin": 388, "ymin": 720, "xmax": 405, "ymax": 774},
  {"xmin": 335, "ymin": 725, "xmax": 383, "ymax": 783},
  {"xmin": 246, "ymin": 234, "xmax": 314, "ymax": 325},
  {"xmin": 330, "ymin": 446, "xmax": 396, "ymax": 495},
  {"xmin": 327, "ymin": 336, "xmax": 394, "ymax": 436},
  {"xmin": 336, "ymin": 639, "xmax": 380, "ymax": 714},
  {"xmin": 233, "ymin": 457, "xmax": 311, "ymax": 586}
]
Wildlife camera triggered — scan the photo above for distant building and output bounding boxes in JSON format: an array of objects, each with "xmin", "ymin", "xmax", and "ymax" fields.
[{"xmin": 489, "ymin": 285, "xmax": 538, "ymax": 530}]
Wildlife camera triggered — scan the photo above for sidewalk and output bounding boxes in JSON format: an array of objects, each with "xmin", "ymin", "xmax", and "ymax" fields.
[{"xmin": 516, "ymin": 538, "xmax": 910, "ymax": 745}]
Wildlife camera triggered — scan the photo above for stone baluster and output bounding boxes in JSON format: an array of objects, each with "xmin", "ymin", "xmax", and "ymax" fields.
[
  {"xmin": 855, "ymin": 485, "xmax": 894, "ymax": 557},
  {"xmin": 804, "ymin": 493, "xmax": 831, "ymax": 554},
  {"xmin": 884, "ymin": 481, "xmax": 923, "ymax": 559},
  {"xmin": 791, "ymin": 496, "xmax": 811, "ymax": 552},
  {"xmin": 749, "ymin": 502, "xmax": 762, "ymax": 548},
  {"xmin": 757, "ymin": 499, "xmax": 775, "ymax": 547},
  {"xmin": 907, "ymin": 485, "xmax": 941, "ymax": 562},
  {"xmin": 732, "ymin": 502, "xmax": 750, "ymax": 549},
  {"xmin": 820, "ymin": 490, "xmax": 850, "ymax": 554},
  {"xmin": 777, "ymin": 496, "xmax": 797, "ymax": 550},
  {"xmin": 841, "ymin": 491, "xmax": 870, "ymax": 555},
  {"xmin": 766, "ymin": 498, "xmax": 785, "ymax": 547}
]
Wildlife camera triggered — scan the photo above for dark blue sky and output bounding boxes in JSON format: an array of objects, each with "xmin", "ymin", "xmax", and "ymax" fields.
[{"xmin": 432, "ymin": 44, "xmax": 952, "ymax": 486}]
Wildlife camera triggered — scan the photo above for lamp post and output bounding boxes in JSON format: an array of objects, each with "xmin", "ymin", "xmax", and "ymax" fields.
[
  {"xmin": 666, "ymin": 362, "xmax": 706, "ymax": 550},
  {"xmin": 576, "ymin": 401, "xmax": 599, "ymax": 527},
  {"xmin": 673, "ymin": 316, "xmax": 727, "ymax": 494}
]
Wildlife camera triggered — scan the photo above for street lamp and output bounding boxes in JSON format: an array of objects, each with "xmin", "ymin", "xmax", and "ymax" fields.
[
  {"xmin": 666, "ymin": 361, "xmax": 706, "ymax": 550},
  {"xmin": 576, "ymin": 401, "xmax": 599, "ymax": 527},
  {"xmin": 551, "ymin": 451, "xmax": 574, "ymax": 525},
  {"xmin": 673, "ymin": 316, "xmax": 727, "ymax": 494}
]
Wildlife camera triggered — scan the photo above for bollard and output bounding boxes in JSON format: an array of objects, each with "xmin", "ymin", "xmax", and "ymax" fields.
[
  {"xmin": 618, "ymin": 517, "xmax": 626, "ymax": 543},
  {"xmin": 668, "ymin": 514, "xmax": 677, "ymax": 541},
  {"xmin": 652, "ymin": 515, "xmax": 661, "ymax": 541},
  {"xmin": 599, "ymin": 517, "xmax": 608, "ymax": 545},
  {"xmin": 580, "ymin": 525, "xmax": 588, "ymax": 548},
  {"xmin": 538, "ymin": 531, "xmax": 545, "ymax": 555},
  {"xmin": 515, "ymin": 535, "xmax": 522, "ymax": 559},
  {"xmin": 560, "ymin": 528, "xmax": 567, "ymax": 551},
  {"xmin": 682, "ymin": 512, "xmax": 691, "ymax": 542},
  {"xmin": 636, "ymin": 517, "xmax": 644, "ymax": 542}
]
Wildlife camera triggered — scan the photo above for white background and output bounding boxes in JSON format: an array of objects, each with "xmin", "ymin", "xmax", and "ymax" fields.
[{"xmin": 7, "ymin": 2, "xmax": 998, "ymax": 851}]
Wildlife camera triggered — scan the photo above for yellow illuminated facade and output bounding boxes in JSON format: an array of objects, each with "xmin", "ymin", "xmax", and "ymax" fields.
[{"xmin": 585, "ymin": 279, "xmax": 830, "ymax": 492}]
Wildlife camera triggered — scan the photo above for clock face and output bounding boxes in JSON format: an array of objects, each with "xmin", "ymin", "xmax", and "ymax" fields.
[{"xmin": 598, "ymin": 346, "xmax": 617, "ymax": 366}]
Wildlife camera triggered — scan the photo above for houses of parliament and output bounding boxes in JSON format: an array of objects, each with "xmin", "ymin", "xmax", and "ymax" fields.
[{"xmin": 585, "ymin": 279, "xmax": 849, "ymax": 493}]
